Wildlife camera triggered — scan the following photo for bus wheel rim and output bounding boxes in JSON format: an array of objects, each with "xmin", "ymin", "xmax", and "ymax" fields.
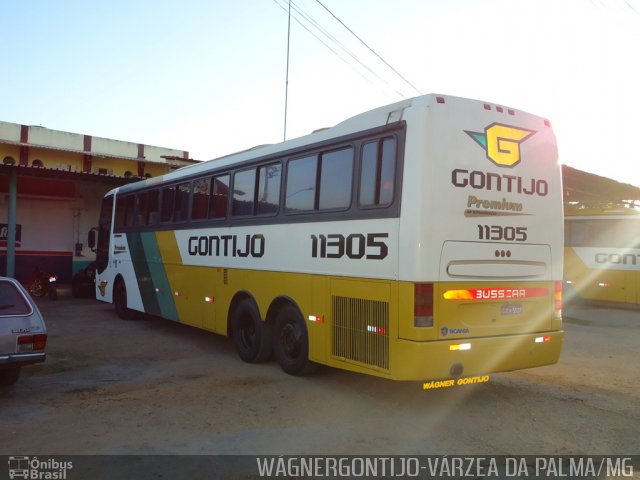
[
  {"xmin": 239, "ymin": 317, "xmax": 256, "ymax": 349},
  {"xmin": 280, "ymin": 322, "xmax": 301, "ymax": 358}
]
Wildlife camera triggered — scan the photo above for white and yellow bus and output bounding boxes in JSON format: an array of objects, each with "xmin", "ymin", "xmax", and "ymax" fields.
[
  {"xmin": 564, "ymin": 208, "xmax": 640, "ymax": 305},
  {"xmin": 93, "ymin": 94, "xmax": 563, "ymax": 381}
]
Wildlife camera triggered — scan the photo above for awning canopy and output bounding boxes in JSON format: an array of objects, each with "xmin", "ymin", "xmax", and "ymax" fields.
[{"xmin": 562, "ymin": 165, "xmax": 640, "ymax": 208}]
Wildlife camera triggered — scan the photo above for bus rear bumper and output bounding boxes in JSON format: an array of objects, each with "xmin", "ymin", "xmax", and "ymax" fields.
[{"xmin": 392, "ymin": 331, "xmax": 564, "ymax": 381}]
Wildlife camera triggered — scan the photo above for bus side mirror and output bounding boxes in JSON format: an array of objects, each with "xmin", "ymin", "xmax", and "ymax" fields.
[{"xmin": 88, "ymin": 229, "xmax": 96, "ymax": 251}]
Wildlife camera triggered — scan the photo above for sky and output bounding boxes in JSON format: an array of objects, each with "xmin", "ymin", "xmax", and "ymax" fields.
[{"xmin": 2, "ymin": 0, "xmax": 640, "ymax": 187}]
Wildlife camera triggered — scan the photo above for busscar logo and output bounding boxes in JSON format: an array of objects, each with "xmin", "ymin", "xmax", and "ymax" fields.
[{"xmin": 465, "ymin": 123, "xmax": 535, "ymax": 167}]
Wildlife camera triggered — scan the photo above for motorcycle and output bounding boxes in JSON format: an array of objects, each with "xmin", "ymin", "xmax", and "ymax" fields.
[{"xmin": 28, "ymin": 267, "xmax": 58, "ymax": 300}]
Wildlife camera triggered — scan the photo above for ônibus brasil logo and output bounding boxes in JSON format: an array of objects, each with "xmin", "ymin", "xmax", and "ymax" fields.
[{"xmin": 465, "ymin": 123, "xmax": 535, "ymax": 168}]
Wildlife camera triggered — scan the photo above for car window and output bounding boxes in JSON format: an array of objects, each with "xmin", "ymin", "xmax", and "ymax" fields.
[{"xmin": 0, "ymin": 281, "xmax": 32, "ymax": 315}]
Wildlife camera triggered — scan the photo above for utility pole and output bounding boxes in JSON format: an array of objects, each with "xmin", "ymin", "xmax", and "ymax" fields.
[{"xmin": 284, "ymin": 0, "xmax": 291, "ymax": 142}]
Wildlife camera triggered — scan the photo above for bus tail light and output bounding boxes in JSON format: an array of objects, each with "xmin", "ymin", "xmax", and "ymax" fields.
[
  {"xmin": 414, "ymin": 283, "xmax": 434, "ymax": 327},
  {"xmin": 554, "ymin": 281, "xmax": 562, "ymax": 311}
]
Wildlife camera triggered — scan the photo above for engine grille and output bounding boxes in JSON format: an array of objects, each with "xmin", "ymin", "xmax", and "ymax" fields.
[{"xmin": 332, "ymin": 296, "xmax": 389, "ymax": 370}]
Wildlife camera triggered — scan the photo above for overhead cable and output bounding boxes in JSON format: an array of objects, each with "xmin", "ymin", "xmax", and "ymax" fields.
[
  {"xmin": 272, "ymin": 0, "xmax": 410, "ymax": 98},
  {"xmin": 314, "ymin": 0, "xmax": 422, "ymax": 95}
]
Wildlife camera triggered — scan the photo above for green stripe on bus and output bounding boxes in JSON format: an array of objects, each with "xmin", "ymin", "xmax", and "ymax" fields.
[
  {"xmin": 140, "ymin": 232, "xmax": 179, "ymax": 321},
  {"xmin": 127, "ymin": 232, "xmax": 161, "ymax": 316},
  {"xmin": 127, "ymin": 232, "xmax": 178, "ymax": 321}
]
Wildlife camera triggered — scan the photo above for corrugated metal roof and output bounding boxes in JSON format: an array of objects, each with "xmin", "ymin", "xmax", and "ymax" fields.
[
  {"xmin": 563, "ymin": 164, "xmax": 640, "ymax": 208},
  {"xmin": 0, "ymin": 139, "xmax": 197, "ymax": 166},
  {"xmin": 0, "ymin": 163, "xmax": 146, "ymax": 185}
]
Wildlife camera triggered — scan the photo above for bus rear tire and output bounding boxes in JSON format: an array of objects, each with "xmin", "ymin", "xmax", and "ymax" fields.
[
  {"xmin": 273, "ymin": 305, "xmax": 315, "ymax": 376},
  {"xmin": 114, "ymin": 281, "xmax": 136, "ymax": 320},
  {"xmin": 232, "ymin": 299, "xmax": 272, "ymax": 363}
]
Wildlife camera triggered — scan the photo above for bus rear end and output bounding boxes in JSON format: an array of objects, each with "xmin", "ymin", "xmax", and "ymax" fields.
[{"xmin": 395, "ymin": 94, "xmax": 563, "ymax": 381}]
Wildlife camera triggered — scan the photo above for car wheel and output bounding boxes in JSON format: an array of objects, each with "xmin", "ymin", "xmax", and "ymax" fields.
[
  {"xmin": 273, "ymin": 304, "xmax": 316, "ymax": 375},
  {"xmin": 0, "ymin": 367, "xmax": 21, "ymax": 386},
  {"xmin": 232, "ymin": 299, "xmax": 272, "ymax": 363}
]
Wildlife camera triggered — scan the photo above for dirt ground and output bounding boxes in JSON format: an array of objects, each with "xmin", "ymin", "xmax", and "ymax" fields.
[{"xmin": 1, "ymin": 296, "xmax": 638, "ymax": 456}]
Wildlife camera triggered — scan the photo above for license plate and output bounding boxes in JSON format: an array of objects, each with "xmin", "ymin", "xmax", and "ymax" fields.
[{"xmin": 501, "ymin": 304, "xmax": 523, "ymax": 315}]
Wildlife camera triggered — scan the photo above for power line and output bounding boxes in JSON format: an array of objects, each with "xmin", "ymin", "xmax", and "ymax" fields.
[
  {"xmin": 313, "ymin": 0, "xmax": 422, "ymax": 96},
  {"xmin": 271, "ymin": 0, "xmax": 405, "ymax": 97},
  {"xmin": 288, "ymin": 0, "xmax": 408, "ymax": 97},
  {"xmin": 271, "ymin": 0, "xmax": 375, "ymax": 85},
  {"xmin": 621, "ymin": 0, "xmax": 640, "ymax": 16}
]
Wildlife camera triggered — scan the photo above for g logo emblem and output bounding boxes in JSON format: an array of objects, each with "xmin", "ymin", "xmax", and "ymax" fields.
[
  {"xmin": 466, "ymin": 123, "xmax": 535, "ymax": 167},
  {"xmin": 98, "ymin": 280, "xmax": 108, "ymax": 297}
]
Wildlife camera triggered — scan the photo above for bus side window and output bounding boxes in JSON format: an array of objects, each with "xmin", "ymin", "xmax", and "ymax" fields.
[
  {"xmin": 359, "ymin": 137, "xmax": 396, "ymax": 207},
  {"xmin": 319, "ymin": 147, "xmax": 353, "ymax": 210},
  {"xmin": 379, "ymin": 138, "xmax": 396, "ymax": 205},
  {"xmin": 210, "ymin": 174, "xmax": 229, "ymax": 219},
  {"xmin": 571, "ymin": 220, "xmax": 600, "ymax": 247},
  {"xmin": 174, "ymin": 182, "xmax": 190, "ymax": 222},
  {"xmin": 160, "ymin": 186, "xmax": 176, "ymax": 223},
  {"xmin": 192, "ymin": 178, "xmax": 210, "ymax": 220},
  {"xmin": 286, "ymin": 155, "xmax": 317, "ymax": 212},
  {"xmin": 257, "ymin": 163, "xmax": 281, "ymax": 215},
  {"xmin": 147, "ymin": 190, "xmax": 160, "ymax": 225},
  {"xmin": 137, "ymin": 189, "xmax": 159, "ymax": 226},
  {"xmin": 114, "ymin": 194, "xmax": 135, "ymax": 230},
  {"xmin": 232, "ymin": 169, "xmax": 256, "ymax": 216},
  {"xmin": 564, "ymin": 220, "xmax": 571, "ymax": 246},
  {"xmin": 137, "ymin": 192, "xmax": 147, "ymax": 226},
  {"xmin": 612, "ymin": 220, "xmax": 640, "ymax": 248}
]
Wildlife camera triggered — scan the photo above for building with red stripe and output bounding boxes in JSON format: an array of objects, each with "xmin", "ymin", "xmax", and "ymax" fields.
[{"xmin": 0, "ymin": 121, "xmax": 197, "ymax": 284}]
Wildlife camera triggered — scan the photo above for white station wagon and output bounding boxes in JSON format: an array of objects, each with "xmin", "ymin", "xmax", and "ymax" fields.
[{"xmin": 0, "ymin": 277, "xmax": 47, "ymax": 386}]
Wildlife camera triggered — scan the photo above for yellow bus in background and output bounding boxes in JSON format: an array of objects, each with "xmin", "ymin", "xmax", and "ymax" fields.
[{"xmin": 564, "ymin": 208, "xmax": 640, "ymax": 305}]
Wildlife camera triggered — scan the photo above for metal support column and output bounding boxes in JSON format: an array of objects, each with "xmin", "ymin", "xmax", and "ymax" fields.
[{"xmin": 6, "ymin": 168, "xmax": 17, "ymax": 278}]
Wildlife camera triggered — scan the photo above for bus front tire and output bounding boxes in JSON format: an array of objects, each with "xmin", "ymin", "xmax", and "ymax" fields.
[
  {"xmin": 273, "ymin": 305, "xmax": 315, "ymax": 376},
  {"xmin": 232, "ymin": 300, "xmax": 272, "ymax": 363},
  {"xmin": 114, "ymin": 281, "xmax": 136, "ymax": 320}
]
